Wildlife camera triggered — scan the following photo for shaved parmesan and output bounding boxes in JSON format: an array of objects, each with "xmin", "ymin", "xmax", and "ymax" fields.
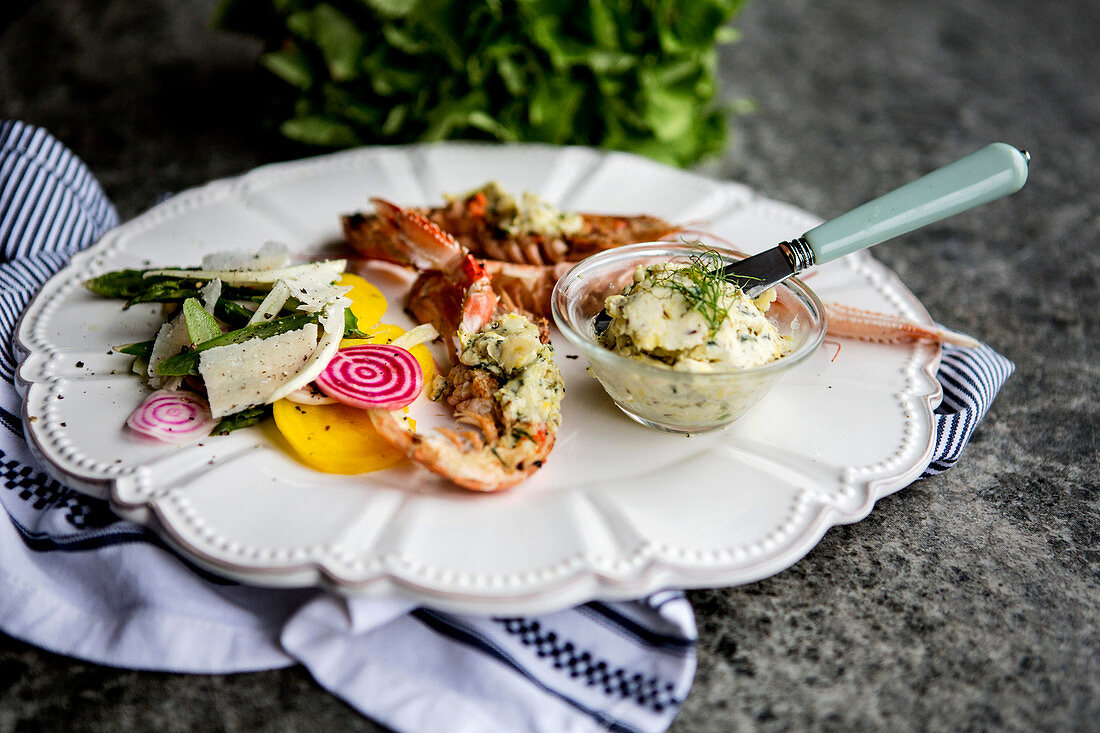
[
  {"xmin": 199, "ymin": 323, "xmax": 320, "ymax": 418},
  {"xmin": 147, "ymin": 285, "xmax": 221, "ymax": 389},
  {"xmin": 146, "ymin": 318, "xmax": 187, "ymax": 390},
  {"xmin": 267, "ymin": 303, "xmax": 345, "ymax": 402},
  {"xmin": 143, "ymin": 260, "xmax": 346, "ymax": 287},
  {"xmin": 248, "ymin": 280, "xmax": 292, "ymax": 325},
  {"xmin": 200, "ymin": 278, "xmax": 222, "ymax": 310},
  {"xmin": 284, "ymin": 269, "xmax": 352, "ymax": 313},
  {"xmin": 201, "ymin": 241, "xmax": 289, "ymax": 271},
  {"xmin": 318, "ymin": 302, "xmax": 344, "ymax": 335}
]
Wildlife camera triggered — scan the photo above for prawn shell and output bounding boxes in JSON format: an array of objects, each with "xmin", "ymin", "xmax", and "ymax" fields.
[{"xmin": 342, "ymin": 198, "xmax": 682, "ymax": 267}]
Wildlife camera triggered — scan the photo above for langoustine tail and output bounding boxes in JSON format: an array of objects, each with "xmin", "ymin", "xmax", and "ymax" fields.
[
  {"xmin": 825, "ymin": 303, "xmax": 980, "ymax": 347},
  {"xmin": 342, "ymin": 198, "xmax": 466, "ymax": 272},
  {"xmin": 367, "ymin": 409, "xmax": 550, "ymax": 492},
  {"xmin": 571, "ymin": 213, "xmax": 683, "ymax": 256}
]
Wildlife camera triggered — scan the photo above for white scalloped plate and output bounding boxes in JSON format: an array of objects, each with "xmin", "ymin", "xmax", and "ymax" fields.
[{"xmin": 15, "ymin": 143, "xmax": 942, "ymax": 614}]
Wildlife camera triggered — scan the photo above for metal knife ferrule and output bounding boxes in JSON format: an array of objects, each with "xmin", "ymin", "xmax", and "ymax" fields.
[{"xmin": 778, "ymin": 237, "xmax": 815, "ymax": 274}]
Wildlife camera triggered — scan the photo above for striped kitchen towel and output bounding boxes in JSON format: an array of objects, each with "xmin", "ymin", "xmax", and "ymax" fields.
[
  {"xmin": 924, "ymin": 344, "xmax": 1014, "ymax": 475},
  {"xmin": 0, "ymin": 120, "xmax": 1011, "ymax": 733}
]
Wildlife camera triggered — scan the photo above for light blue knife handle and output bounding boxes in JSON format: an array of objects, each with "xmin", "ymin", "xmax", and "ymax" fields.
[{"xmin": 802, "ymin": 143, "xmax": 1029, "ymax": 264}]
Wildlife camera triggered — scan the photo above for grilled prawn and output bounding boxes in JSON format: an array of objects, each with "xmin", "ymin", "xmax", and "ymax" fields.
[
  {"xmin": 350, "ymin": 193, "xmax": 971, "ymax": 349},
  {"xmin": 365, "ymin": 198, "xmax": 564, "ymax": 492},
  {"xmin": 343, "ymin": 182, "xmax": 681, "ymax": 267}
]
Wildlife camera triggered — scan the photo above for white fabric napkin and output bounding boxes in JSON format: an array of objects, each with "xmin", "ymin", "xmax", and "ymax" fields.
[{"xmin": 0, "ymin": 120, "xmax": 1012, "ymax": 732}]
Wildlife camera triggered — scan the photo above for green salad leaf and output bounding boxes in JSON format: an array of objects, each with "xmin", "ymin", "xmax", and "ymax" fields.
[
  {"xmin": 84, "ymin": 269, "xmax": 148, "ymax": 299},
  {"xmin": 216, "ymin": 405, "xmax": 273, "ymax": 435},
  {"xmin": 183, "ymin": 298, "xmax": 223, "ymax": 344},
  {"xmin": 342, "ymin": 306, "xmax": 369, "ymax": 338},
  {"xmin": 114, "ymin": 340, "xmax": 156, "ymax": 359},
  {"xmin": 213, "ymin": 0, "xmax": 748, "ymax": 167},
  {"xmin": 156, "ymin": 311, "xmax": 322, "ymax": 376}
]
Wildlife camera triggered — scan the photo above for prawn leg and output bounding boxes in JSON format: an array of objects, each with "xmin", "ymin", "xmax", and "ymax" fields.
[{"xmin": 825, "ymin": 303, "xmax": 980, "ymax": 347}]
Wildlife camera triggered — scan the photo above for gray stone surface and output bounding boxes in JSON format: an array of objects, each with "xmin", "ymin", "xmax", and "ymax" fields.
[{"xmin": 1, "ymin": 0, "xmax": 1097, "ymax": 730}]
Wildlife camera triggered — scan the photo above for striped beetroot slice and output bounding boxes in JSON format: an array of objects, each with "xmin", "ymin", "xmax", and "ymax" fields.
[{"xmin": 315, "ymin": 344, "xmax": 423, "ymax": 410}]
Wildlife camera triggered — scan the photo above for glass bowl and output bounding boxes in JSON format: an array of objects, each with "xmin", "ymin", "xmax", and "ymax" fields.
[{"xmin": 551, "ymin": 242, "xmax": 827, "ymax": 434}]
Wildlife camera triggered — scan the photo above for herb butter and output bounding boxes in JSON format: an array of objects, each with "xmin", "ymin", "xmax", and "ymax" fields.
[
  {"xmin": 451, "ymin": 182, "xmax": 584, "ymax": 239},
  {"xmin": 458, "ymin": 313, "xmax": 564, "ymax": 431},
  {"xmin": 598, "ymin": 260, "xmax": 791, "ymax": 371}
]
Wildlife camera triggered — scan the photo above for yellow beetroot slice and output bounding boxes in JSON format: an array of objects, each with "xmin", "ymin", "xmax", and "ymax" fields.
[
  {"xmin": 272, "ymin": 399, "xmax": 409, "ymax": 475},
  {"xmin": 316, "ymin": 344, "xmax": 422, "ymax": 410}
]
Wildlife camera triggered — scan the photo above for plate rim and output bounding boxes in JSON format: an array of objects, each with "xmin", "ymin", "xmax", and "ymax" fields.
[{"xmin": 15, "ymin": 141, "xmax": 943, "ymax": 614}]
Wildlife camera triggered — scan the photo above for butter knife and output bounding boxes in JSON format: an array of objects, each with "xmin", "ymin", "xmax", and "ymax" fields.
[{"xmin": 594, "ymin": 142, "xmax": 1029, "ymax": 334}]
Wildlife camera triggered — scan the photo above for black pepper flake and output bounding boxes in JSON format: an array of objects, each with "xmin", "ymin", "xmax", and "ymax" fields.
[
  {"xmin": 75, "ymin": 361, "xmax": 84, "ymax": 368},
  {"xmin": 60, "ymin": 422, "xmax": 67, "ymax": 427},
  {"xmin": 565, "ymin": 355, "xmax": 578, "ymax": 360}
]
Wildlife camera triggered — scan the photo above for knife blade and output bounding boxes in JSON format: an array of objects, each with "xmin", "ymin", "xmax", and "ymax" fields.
[{"xmin": 719, "ymin": 238, "xmax": 815, "ymax": 298}]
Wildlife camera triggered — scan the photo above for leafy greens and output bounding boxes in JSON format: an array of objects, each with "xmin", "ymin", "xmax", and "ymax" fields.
[{"xmin": 213, "ymin": 0, "xmax": 749, "ymax": 167}]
